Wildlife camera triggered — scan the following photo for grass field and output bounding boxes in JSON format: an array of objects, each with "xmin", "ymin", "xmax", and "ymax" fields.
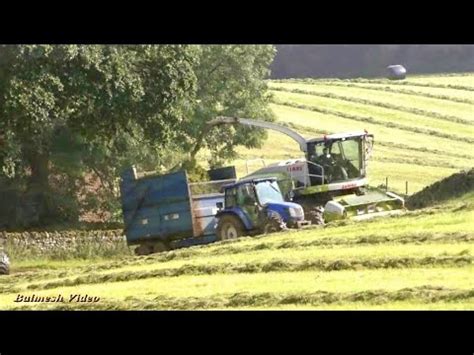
[
  {"xmin": 229, "ymin": 74, "xmax": 474, "ymax": 195},
  {"xmin": 1, "ymin": 73, "xmax": 473, "ymax": 310},
  {"xmin": 1, "ymin": 191, "xmax": 472, "ymax": 310}
]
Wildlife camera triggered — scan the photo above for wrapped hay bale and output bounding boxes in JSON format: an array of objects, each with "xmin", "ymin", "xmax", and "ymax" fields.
[{"xmin": 386, "ymin": 65, "xmax": 406, "ymax": 80}]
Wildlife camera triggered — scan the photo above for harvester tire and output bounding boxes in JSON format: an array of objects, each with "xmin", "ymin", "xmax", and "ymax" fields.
[
  {"xmin": 263, "ymin": 212, "xmax": 287, "ymax": 234},
  {"xmin": 216, "ymin": 215, "xmax": 245, "ymax": 241},
  {"xmin": 306, "ymin": 207, "xmax": 325, "ymax": 226},
  {"xmin": 0, "ymin": 252, "xmax": 10, "ymax": 275}
]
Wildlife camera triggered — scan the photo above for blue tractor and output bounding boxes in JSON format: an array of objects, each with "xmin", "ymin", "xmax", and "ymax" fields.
[
  {"xmin": 120, "ymin": 167, "xmax": 309, "ymax": 255},
  {"xmin": 215, "ymin": 177, "xmax": 310, "ymax": 240}
]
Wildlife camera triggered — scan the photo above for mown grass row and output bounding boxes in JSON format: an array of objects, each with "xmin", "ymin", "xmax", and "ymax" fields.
[
  {"xmin": 269, "ymin": 86, "xmax": 473, "ymax": 126},
  {"xmin": 6, "ymin": 227, "xmax": 471, "ymax": 289},
  {"xmin": 14, "ymin": 234, "xmax": 473, "ymax": 291},
  {"xmin": 270, "ymin": 104, "xmax": 473, "ymax": 161},
  {"xmin": 374, "ymin": 141, "xmax": 473, "ymax": 162},
  {"xmin": 72, "ymin": 212, "xmax": 474, "ymax": 274},
  {"xmin": 14, "ymin": 285, "xmax": 473, "ymax": 310},
  {"xmin": 102, "ymin": 285, "xmax": 474, "ymax": 309},
  {"xmin": 275, "ymin": 120, "xmax": 473, "ymax": 162},
  {"xmin": 11, "ymin": 253, "xmax": 471, "ymax": 294},
  {"xmin": 370, "ymin": 156, "xmax": 465, "ymax": 170},
  {"xmin": 54, "ymin": 192, "xmax": 474, "ymax": 273},
  {"xmin": 276, "ymin": 120, "xmax": 469, "ymax": 170},
  {"xmin": 297, "ymin": 80, "xmax": 474, "ymax": 105},
  {"xmin": 230, "ymin": 104, "xmax": 471, "ymax": 190},
  {"xmin": 272, "ymin": 77, "xmax": 474, "ymax": 92},
  {"xmin": 271, "ymin": 90, "xmax": 473, "ymax": 141},
  {"xmin": 408, "ymin": 75, "xmax": 474, "ymax": 88},
  {"xmin": 6, "ymin": 229, "xmax": 471, "ymax": 289},
  {"xmin": 271, "ymin": 99, "xmax": 474, "ymax": 144}
]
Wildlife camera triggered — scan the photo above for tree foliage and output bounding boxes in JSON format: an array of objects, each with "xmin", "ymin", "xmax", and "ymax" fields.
[{"xmin": 0, "ymin": 45, "xmax": 276, "ymax": 227}]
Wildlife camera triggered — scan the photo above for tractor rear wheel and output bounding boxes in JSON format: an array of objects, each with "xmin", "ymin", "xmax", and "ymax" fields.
[
  {"xmin": 216, "ymin": 215, "xmax": 245, "ymax": 241},
  {"xmin": 0, "ymin": 252, "xmax": 10, "ymax": 275}
]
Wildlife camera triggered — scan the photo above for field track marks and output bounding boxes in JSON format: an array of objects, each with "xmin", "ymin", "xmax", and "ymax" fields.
[
  {"xmin": 270, "ymin": 86, "xmax": 474, "ymax": 126},
  {"xmin": 299, "ymin": 81, "xmax": 474, "ymax": 105},
  {"xmin": 22, "ymin": 254, "xmax": 473, "ymax": 292},
  {"xmin": 275, "ymin": 119, "xmax": 473, "ymax": 162},
  {"xmin": 272, "ymin": 100, "xmax": 474, "ymax": 144},
  {"xmin": 17, "ymin": 285, "xmax": 474, "ymax": 310},
  {"xmin": 294, "ymin": 78, "xmax": 474, "ymax": 92}
]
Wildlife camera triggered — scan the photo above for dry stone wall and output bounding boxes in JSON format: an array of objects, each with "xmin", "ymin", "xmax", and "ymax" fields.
[{"xmin": 0, "ymin": 230, "xmax": 127, "ymax": 255}]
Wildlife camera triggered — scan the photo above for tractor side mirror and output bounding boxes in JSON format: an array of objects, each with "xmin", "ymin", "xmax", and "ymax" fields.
[{"xmin": 216, "ymin": 202, "xmax": 223, "ymax": 210}]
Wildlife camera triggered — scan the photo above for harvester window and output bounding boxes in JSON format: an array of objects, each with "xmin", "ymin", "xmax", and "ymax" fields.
[
  {"xmin": 331, "ymin": 143, "xmax": 341, "ymax": 155},
  {"xmin": 340, "ymin": 139, "xmax": 361, "ymax": 169}
]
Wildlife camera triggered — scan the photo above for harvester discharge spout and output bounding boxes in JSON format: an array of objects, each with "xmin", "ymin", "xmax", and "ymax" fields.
[{"xmin": 212, "ymin": 116, "xmax": 309, "ymax": 153}]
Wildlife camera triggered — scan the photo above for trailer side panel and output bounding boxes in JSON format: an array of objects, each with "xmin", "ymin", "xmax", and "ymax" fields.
[{"xmin": 120, "ymin": 170, "xmax": 194, "ymax": 245}]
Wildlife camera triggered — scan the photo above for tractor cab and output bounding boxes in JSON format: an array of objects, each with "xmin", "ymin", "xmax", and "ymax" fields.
[
  {"xmin": 306, "ymin": 131, "xmax": 373, "ymax": 186},
  {"xmin": 215, "ymin": 177, "xmax": 309, "ymax": 240}
]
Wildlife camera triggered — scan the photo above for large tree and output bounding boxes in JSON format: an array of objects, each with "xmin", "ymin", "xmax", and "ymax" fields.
[
  {"xmin": 0, "ymin": 45, "xmax": 198, "ymax": 226},
  {"xmin": 0, "ymin": 45, "xmax": 276, "ymax": 227}
]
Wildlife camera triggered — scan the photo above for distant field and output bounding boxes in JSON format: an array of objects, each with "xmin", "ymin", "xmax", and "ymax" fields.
[{"xmin": 228, "ymin": 74, "xmax": 474, "ymax": 195}]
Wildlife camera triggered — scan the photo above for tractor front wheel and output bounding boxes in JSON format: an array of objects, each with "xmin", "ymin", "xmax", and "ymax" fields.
[
  {"xmin": 263, "ymin": 212, "xmax": 287, "ymax": 234},
  {"xmin": 216, "ymin": 215, "xmax": 245, "ymax": 241}
]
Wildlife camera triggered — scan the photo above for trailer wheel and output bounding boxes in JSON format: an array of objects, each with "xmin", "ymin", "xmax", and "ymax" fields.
[
  {"xmin": 152, "ymin": 242, "xmax": 169, "ymax": 253},
  {"xmin": 0, "ymin": 252, "xmax": 10, "ymax": 275},
  {"xmin": 134, "ymin": 244, "xmax": 154, "ymax": 256},
  {"xmin": 263, "ymin": 212, "xmax": 287, "ymax": 234},
  {"xmin": 217, "ymin": 215, "xmax": 245, "ymax": 241}
]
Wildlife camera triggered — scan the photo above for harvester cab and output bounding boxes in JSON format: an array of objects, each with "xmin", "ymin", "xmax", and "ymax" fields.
[
  {"xmin": 302, "ymin": 131, "xmax": 374, "ymax": 191},
  {"xmin": 215, "ymin": 177, "xmax": 310, "ymax": 240}
]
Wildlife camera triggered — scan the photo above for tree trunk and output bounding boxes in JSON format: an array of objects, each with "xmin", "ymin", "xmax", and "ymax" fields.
[
  {"xmin": 18, "ymin": 149, "xmax": 52, "ymax": 227},
  {"xmin": 29, "ymin": 151, "xmax": 50, "ymax": 188}
]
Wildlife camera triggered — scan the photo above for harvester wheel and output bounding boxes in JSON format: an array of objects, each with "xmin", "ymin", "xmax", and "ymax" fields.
[
  {"xmin": 0, "ymin": 252, "xmax": 10, "ymax": 275},
  {"xmin": 216, "ymin": 215, "xmax": 245, "ymax": 241},
  {"xmin": 263, "ymin": 212, "xmax": 287, "ymax": 234},
  {"xmin": 306, "ymin": 206, "xmax": 325, "ymax": 226}
]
